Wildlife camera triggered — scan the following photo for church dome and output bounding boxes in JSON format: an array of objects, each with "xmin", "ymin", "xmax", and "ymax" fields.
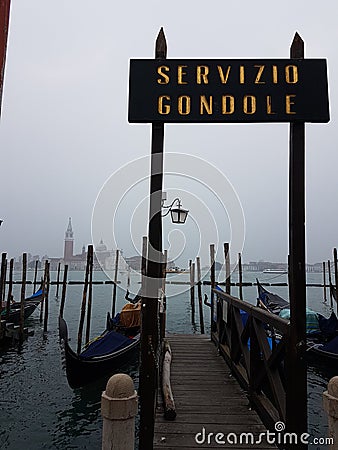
[{"xmin": 96, "ymin": 239, "xmax": 107, "ymax": 252}]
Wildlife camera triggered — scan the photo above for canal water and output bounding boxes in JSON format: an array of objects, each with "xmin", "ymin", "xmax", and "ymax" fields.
[{"xmin": 0, "ymin": 269, "xmax": 333, "ymax": 449}]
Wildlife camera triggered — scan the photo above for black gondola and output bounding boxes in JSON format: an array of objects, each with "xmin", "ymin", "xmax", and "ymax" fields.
[
  {"xmin": 1, "ymin": 284, "xmax": 43, "ymax": 323},
  {"xmin": 59, "ymin": 316, "xmax": 140, "ymax": 389},
  {"xmin": 256, "ymin": 279, "xmax": 338, "ymax": 365}
]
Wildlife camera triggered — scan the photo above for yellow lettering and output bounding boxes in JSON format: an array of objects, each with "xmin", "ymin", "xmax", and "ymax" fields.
[
  {"xmin": 285, "ymin": 65, "xmax": 298, "ymax": 84},
  {"xmin": 239, "ymin": 66, "xmax": 245, "ymax": 84},
  {"xmin": 177, "ymin": 65, "xmax": 188, "ymax": 85},
  {"xmin": 197, "ymin": 65, "xmax": 209, "ymax": 84},
  {"xmin": 157, "ymin": 66, "xmax": 170, "ymax": 84},
  {"xmin": 254, "ymin": 65, "xmax": 265, "ymax": 84},
  {"xmin": 158, "ymin": 96, "xmax": 170, "ymax": 114},
  {"xmin": 286, "ymin": 94, "xmax": 296, "ymax": 114},
  {"xmin": 222, "ymin": 95, "xmax": 235, "ymax": 114},
  {"xmin": 217, "ymin": 66, "xmax": 231, "ymax": 84},
  {"xmin": 178, "ymin": 95, "xmax": 191, "ymax": 115},
  {"xmin": 272, "ymin": 65, "xmax": 278, "ymax": 84},
  {"xmin": 243, "ymin": 95, "xmax": 256, "ymax": 114},
  {"xmin": 200, "ymin": 95, "xmax": 213, "ymax": 114},
  {"xmin": 266, "ymin": 96, "xmax": 275, "ymax": 114}
]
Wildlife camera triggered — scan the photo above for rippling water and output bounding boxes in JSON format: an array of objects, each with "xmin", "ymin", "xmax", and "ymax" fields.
[{"xmin": 0, "ymin": 270, "xmax": 333, "ymax": 449}]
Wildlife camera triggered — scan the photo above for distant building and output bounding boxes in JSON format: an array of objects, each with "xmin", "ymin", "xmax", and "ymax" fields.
[{"xmin": 46, "ymin": 218, "xmax": 129, "ymax": 271}]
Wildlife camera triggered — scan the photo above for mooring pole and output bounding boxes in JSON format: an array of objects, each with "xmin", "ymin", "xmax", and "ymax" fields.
[
  {"xmin": 138, "ymin": 28, "xmax": 166, "ymax": 450},
  {"xmin": 334, "ymin": 248, "xmax": 338, "ymax": 315},
  {"xmin": 5, "ymin": 257, "xmax": 13, "ymax": 322},
  {"xmin": 0, "ymin": 0, "xmax": 11, "ymax": 116},
  {"xmin": 0, "ymin": 253, "xmax": 6, "ymax": 334},
  {"xmin": 19, "ymin": 253, "xmax": 27, "ymax": 340},
  {"xmin": 196, "ymin": 256, "xmax": 204, "ymax": 334},
  {"xmin": 224, "ymin": 243, "xmax": 231, "ymax": 295},
  {"xmin": 59, "ymin": 264, "xmax": 68, "ymax": 319},
  {"xmin": 210, "ymin": 244, "xmax": 216, "ymax": 332},
  {"xmin": 286, "ymin": 32, "xmax": 307, "ymax": 448},
  {"xmin": 238, "ymin": 252, "xmax": 243, "ymax": 300},
  {"xmin": 112, "ymin": 249, "xmax": 120, "ymax": 318},
  {"xmin": 328, "ymin": 259, "xmax": 333, "ymax": 308},
  {"xmin": 323, "ymin": 261, "xmax": 327, "ymax": 303},
  {"xmin": 43, "ymin": 261, "xmax": 50, "ymax": 333},
  {"xmin": 55, "ymin": 262, "xmax": 61, "ymax": 297},
  {"xmin": 33, "ymin": 260, "xmax": 38, "ymax": 294}
]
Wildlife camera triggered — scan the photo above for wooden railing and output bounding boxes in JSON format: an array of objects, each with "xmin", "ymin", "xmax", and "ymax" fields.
[{"xmin": 212, "ymin": 288, "xmax": 290, "ymax": 429}]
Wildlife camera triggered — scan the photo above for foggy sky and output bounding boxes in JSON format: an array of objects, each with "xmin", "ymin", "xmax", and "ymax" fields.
[{"xmin": 0, "ymin": 0, "xmax": 337, "ymax": 266}]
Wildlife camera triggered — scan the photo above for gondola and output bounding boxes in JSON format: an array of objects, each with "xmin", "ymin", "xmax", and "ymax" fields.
[
  {"xmin": 1, "ymin": 302, "xmax": 39, "ymax": 324},
  {"xmin": 1, "ymin": 284, "xmax": 43, "ymax": 324},
  {"xmin": 59, "ymin": 300, "xmax": 141, "ymax": 389},
  {"xmin": 256, "ymin": 279, "xmax": 338, "ymax": 364}
]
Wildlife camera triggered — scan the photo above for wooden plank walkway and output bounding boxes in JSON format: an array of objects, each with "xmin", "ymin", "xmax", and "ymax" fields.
[{"xmin": 154, "ymin": 334, "xmax": 277, "ymax": 449}]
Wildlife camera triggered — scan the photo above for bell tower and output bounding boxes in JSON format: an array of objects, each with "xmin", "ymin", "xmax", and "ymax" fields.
[{"xmin": 64, "ymin": 217, "xmax": 74, "ymax": 262}]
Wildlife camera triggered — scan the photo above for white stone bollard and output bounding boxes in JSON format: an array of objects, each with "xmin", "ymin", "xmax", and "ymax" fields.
[
  {"xmin": 323, "ymin": 376, "xmax": 338, "ymax": 449},
  {"xmin": 101, "ymin": 373, "xmax": 138, "ymax": 450}
]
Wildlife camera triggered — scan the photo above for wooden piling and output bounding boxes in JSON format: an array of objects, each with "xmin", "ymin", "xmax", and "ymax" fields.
[
  {"xmin": 0, "ymin": 253, "xmax": 6, "ymax": 334},
  {"xmin": 77, "ymin": 246, "xmax": 91, "ymax": 354},
  {"xmin": 111, "ymin": 249, "xmax": 120, "ymax": 318},
  {"xmin": 1, "ymin": 256, "xmax": 6, "ymax": 304},
  {"xmin": 328, "ymin": 260, "xmax": 333, "ymax": 308},
  {"xmin": 5, "ymin": 258, "xmax": 13, "ymax": 322},
  {"xmin": 55, "ymin": 262, "xmax": 61, "ymax": 297},
  {"xmin": 85, "ymin": 246, "xmax": 94, "ymax": 344},
  {"xmin": 210, "ymin": 244, "xmax": 216, "ymax": 331},
  {"xmin": 189, "ymin": 261, "xmax": 195, "ymax": 320},
  {"xmin": 323, "ymin": 261, "xmax": 327, "ymax": 302},
  {"xmin": 43, "ymin": 261, "xmax": 50, "ymax": 333},
  {"xmin": 127, "ymin": 265, "xmax": 131, "ymax": 288},
  {"xmin": 59, "ymin": 264, "xmax": 68, "ymax": 319},
  {"xmin": 40, "ymin": 260, "xmax": 48, "ymax": 323},
  {"xmin": 238, "ymin": 252, "xmax": 243, "ymax": 300},
  {"xmin": 196, "ymin": 256, "xmax": 204, "ymax": 334},
  {"xmin": 224, "ymin": 243, "xmax": 231, "ymax": 295},
  {"xmin": 141, "ymin": 236, "xmax": 147, "ymax": 294},
  {"xmin": 33, "ymin": 260, "xmax": 38, "ymax": 294},
  {"xmin": 334, "ymin": 248, "xmax": 338, "ymax": 315},
  {"xmin": 160, "ymin": 250, "xmax": 167, "ymax": 339},
  {"xmin": 19, "ymin": 253, "xmax": 27, "ymax": 340}
]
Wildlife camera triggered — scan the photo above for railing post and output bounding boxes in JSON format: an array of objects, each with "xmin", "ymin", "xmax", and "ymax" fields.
[
  {"xmin": 323, "ymin": 376, "xmax": 338, "ymax": 448},
  {"xmin": 101, "ymin": 374, "xmax": 138, "ymax": 450}
]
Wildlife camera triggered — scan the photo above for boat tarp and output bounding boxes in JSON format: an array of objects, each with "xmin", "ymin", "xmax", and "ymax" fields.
[
  {"xmin": 81, "ymin": 331, "xmax": 134, "ymax": 358},
  {"xmin": 318, "ymin": 335, "xmax": 338, "ymax": 354},
  {"xmin": 119, "ymin": 303, "xmax": 141, "ymax": 328},
  {"xmin": 279, "ymin": 308, "xmax": 320, "ymax": 334},
  {"xmin": 256, "ymin": 279, "xmax": 289, "ymax": 313},
  {"xmin": 27, "ymin": 288, "xmax": 43, "ymax": 299},
  {"xmin": 318, "ymin": 312, "xmax": 338, "ymax": 339}
]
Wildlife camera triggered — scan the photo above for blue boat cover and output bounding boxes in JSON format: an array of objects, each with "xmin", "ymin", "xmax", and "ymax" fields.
[
  {"xmin": 27, "ymin": 289, "xmax": 43, "ymax": 299},
  {"xmin": 318, "ymin": 336, "xmax": 338, "ymax": 354},
  {"xmin": 81, "ymin": 331, "xmax": 134, "ymax": 358}
]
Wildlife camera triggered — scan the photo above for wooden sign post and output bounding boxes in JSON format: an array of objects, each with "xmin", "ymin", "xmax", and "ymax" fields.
[
  {"xmin": 128, "ymin": 30, "xmax": 330, "ymax": 450},
  {"xmin": 286, "ymin": 33, "xmax": 307, "ymax": 449},
  {"xmin": 138, "ymin": 29, "xmax": 166, "ymax": 450}
]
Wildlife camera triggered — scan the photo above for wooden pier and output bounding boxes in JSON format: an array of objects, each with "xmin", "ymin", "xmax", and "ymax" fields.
[{"xmin": 154, "ymin": 334, "xmax": 276, "ymax": 449}]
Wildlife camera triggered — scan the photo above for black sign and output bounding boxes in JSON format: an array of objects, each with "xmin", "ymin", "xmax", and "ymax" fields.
[{"xmin": 128, "ymin": 59, "xmax": 329, "ymax": 123}]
